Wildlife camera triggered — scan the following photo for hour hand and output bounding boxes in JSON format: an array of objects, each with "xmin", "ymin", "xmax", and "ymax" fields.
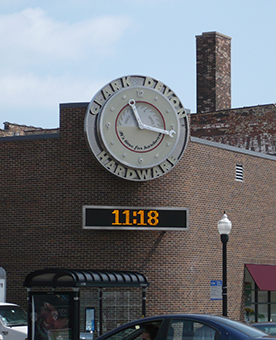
[
  {"xmin": 128, "ymin": 99, "xmax": 145, "ymax": 129},
  {"xmin": 142, "ymin": 124, "xmax": 176, "ymax": 137}
]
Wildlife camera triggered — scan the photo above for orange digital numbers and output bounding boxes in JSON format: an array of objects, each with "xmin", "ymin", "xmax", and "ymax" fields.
[
  {"xmin": 111, "ymin": 209, "xmax": 121, "ymax": 225},
  {"xmin": 112, "ymin": 209, "xmax": 159, "ymax": 226},
  {"xmin": 147, "ymin": 210, "xmax": 159, "ymax": 226}
]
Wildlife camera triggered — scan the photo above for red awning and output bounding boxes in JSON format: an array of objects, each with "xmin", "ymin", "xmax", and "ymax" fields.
[{"xmin": 246, "ymin": 264, "xmax": 276, "ymax": 291}]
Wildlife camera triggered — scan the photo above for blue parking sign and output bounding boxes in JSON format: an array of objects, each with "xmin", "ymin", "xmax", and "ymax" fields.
[{"xmin": 210, "ymin": 280, "xmax": 222, "ymax": 300}]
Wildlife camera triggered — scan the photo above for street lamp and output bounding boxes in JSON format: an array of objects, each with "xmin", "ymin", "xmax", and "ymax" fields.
[{"xmin": 217, "ymin": 212, "xmax": 232, "ymax": 317}]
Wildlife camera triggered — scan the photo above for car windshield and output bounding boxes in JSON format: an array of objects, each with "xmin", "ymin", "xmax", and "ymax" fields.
[
  {"xmin": 0, "ymin": 305, "xmax": 28, "ymax": 327},
  {"xmin": 210, "ymin": 316, "xmax": 267, "ymax": 337}
]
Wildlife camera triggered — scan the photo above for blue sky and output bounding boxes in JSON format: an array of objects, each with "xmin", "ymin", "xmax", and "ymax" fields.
[{"xmin": 0, "ymin": 0, "xmax": 276, "ymax": 128}]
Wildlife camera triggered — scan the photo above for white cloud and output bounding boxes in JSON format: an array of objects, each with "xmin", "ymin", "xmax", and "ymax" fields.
[
  {"xmin": 0, "ymin": 8, "xmax": 131, "ymax": 64},
  {"xmin": 0, "ymin": 72, "xmax": 109, "ymax": 127},
  {"xmin": 0, "ymin": 73, "xmax": 106, "ymax": 108},
  {"xmin": 0, "ymin": 7, "xmax": 132, "ymax": 127}
]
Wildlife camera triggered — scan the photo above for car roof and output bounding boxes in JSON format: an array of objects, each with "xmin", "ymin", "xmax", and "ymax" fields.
[
  {"xmin": 96, "ymin": 314, "xmax": 270, "ymax": 340},
  {"xmin": 97, "ymin": 313, "xmax": 235, "ymax": 334},
  {"xmin": 0, "ymin": 302, "xmax": 19, "ymax": 307},
  {"xmin": 119, "ymin": 314, "xmax": 228, "ymax": 323}
]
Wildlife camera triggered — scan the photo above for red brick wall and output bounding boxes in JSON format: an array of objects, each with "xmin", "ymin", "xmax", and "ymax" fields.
[
  {"xmin": 191, "ymin": 104, "xmax": 276, "ymax": 155},
  {"xmin": 1, "ymin": 103, "xmax": 276, "ymax": 322}
]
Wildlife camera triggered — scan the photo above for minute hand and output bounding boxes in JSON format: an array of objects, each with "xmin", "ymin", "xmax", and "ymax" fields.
[{"xmin": 143, "ymin": 124, "xmax": 176, "ymax": 137}]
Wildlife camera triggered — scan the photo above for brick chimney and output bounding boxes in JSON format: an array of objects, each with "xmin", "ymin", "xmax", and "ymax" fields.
[{"xmin": 196, "ymin": 31, "xmax": 231, "ymax": 113}]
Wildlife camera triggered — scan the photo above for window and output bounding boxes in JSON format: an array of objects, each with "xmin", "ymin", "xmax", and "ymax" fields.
[
  {"xmin": 106, "ymin": 321, "xmax": 162, "ymax": 340},
  {"xmin": 244, "ymin": 267, "xmax": 276, "ymax": 322},
  {"xmin": 166, "ymin": 319, "xmax": 220, "ymax": 340},
  {"xmin": 0, "ymin": 305, "xmax": 27, "ymax": 327}
]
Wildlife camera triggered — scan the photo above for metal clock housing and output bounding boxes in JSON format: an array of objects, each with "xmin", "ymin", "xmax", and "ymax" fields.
[{"xmin": 84, "ymin": 75, "xmax": 189, "ymax": 181}]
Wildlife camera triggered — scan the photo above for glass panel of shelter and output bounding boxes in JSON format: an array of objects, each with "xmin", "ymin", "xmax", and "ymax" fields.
[
  {"xmin": 244, "ymin": 267, "xmax": 276, "ymax": 322},
  {"xmin": 80, "ymin": 288, "xmax": 143, "ymax": 338}
]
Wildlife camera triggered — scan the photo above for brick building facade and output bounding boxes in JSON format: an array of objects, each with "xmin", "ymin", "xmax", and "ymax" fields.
[
  {"xmin": 193, "ymin": 32, "xmax": 276, "ymax": 156},
  {"xmin": 191, "ymin": 104, "xmax": 276, "ymax": 155},
  {"xmin": 1, "ymin": 31, "xmax": 276, "ymax": 334}
]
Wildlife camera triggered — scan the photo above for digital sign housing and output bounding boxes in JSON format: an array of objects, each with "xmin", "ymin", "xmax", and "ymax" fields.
[{"xmin": 83, "ymin": 206, "xmax": 189, "ymax": 230}]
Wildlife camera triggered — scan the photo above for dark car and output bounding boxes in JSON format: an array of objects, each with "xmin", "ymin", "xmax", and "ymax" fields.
[
  {"xmin": 96, "ymin": 314, "xmax": 274, "ymax": 340},
  {"xmin": 251, "ymin": 322, "xmax": 276, "ymax": 336}
]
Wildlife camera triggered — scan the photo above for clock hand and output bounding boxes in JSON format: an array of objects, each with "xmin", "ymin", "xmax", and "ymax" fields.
[
  {"xmin": 142, "ymin": 124, "xmax": 176, "ymax": 137},
  {"xmin": 129, "ymin": 99, "xmax": 176, "ymax": 137},
  {"xmin": 128, "ymin": 99, "xmax": 145, "ymax": 129}
]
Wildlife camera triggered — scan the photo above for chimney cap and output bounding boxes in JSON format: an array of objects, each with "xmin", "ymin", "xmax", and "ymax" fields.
[{"xmin": 196, "ymin": 31, "xmax": 232, "ymax": 40}]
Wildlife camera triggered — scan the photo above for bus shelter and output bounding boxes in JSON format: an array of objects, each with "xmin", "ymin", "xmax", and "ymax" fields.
[{"xmin": 24, "ymin": 268, "xmax": 149, "ymax": 340}]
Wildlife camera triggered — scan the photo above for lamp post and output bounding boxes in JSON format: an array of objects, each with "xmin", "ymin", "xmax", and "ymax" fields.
[{"xmin": 217, "ymin": 212, "xmax": 232, "ymax": 317}]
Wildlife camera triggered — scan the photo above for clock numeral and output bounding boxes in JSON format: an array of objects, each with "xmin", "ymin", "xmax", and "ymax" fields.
[
  {"xmin": 137, "ymin": 210, "xmax": 147, "ymax": 225},
  {"xmin": 112, "ymin": 210, "xmax": 122, "ymax": 225},
  {"xmin": 111, "ymin": 209, "xmax": 158, "ymax": 226},
  {"xmin": 136, "ymin": 90, "xmax": 144, "ymax": 98},
  {"xmin": 122, "ymin": 210, "xmax": 132, "ymax": 225},
  {"xmin": 147, "ymin": 210, "xmax": 159, "ymax": 226}
]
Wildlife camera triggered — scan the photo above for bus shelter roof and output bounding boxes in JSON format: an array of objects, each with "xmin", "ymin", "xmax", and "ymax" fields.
[{"xmin": 24, "ymin": 268, "xmax": 149, "ymax": 288}]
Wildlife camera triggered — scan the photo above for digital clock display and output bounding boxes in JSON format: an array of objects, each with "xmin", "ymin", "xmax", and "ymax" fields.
[{"xmin": 83, "ymin": 206, "xmax": 188, "ymax": 230}]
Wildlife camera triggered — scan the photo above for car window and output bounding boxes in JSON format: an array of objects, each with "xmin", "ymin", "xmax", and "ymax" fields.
[
  {"xmin": 210, "ymin": 316, "xmax": 264, "ymax": 338},
  {"xmin": 0, "ymin": 305, "xmax": 27, "ymax": 327},
  {"xmin": 253, "ymin": 325, "xmax": 276, "ymax": 336},
  {"xmin": 210, "ymin": 316, "xmax": 265, "ymax": 337},
  {"xmin": 104, "ymin": 321, "xmax": 162, "ymax": 340},
  {"xmin": 166, "ymin": 319, "xmax": 220, "ymax": 340}
]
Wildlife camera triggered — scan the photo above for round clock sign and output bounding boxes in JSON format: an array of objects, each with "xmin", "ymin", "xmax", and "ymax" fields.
[{"xmin": 84, "ymin": 75, "xmax": 189, "ymax": 181}]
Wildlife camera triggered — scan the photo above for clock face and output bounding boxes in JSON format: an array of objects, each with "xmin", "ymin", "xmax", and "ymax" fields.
[
  {"xmin": 99, "ymin": 86, "xmax": 180, "ymax": 169},
  {"xmin": 85, "ymin": 75, "xmax": 189, "ymax": 181}
]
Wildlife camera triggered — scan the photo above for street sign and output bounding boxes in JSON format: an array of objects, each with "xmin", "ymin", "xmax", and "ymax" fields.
[{"xmin": 210, "ymin": 280, "xmax": 222, "ymax": 300}]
